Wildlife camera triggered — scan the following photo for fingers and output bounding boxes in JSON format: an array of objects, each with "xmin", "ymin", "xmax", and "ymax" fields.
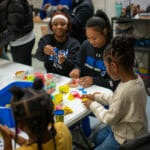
[{"xmin": 69, "ymin": 69, "xmax": 80, "ymax": 79}]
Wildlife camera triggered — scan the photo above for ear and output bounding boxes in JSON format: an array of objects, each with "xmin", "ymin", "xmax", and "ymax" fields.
[
  {"xmin": 111, "ymin": 62, "xmax": 118, "ymax": 72},
  {"xmin": 103, "ymin": 28, "xmax": 107, "ymax": 36}
]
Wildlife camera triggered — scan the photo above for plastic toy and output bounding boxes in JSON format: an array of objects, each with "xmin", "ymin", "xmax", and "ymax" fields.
[
  {"xmin": 54, "ymin": 93, "xmax": 63, "ymax": 106},
  {"xmin": 70, "ymin": 91, "xmax": 82, "ymax": 99},
  {"xmin": 82, "ymin": 98, "xmax": 88, "ymax": 102},
  {"xmin": 67, "ymin": 94, "xmax": 75, "ymax": 101},
  {"xmin": 62, "ymin": 106, "xmax": 73, "ymax": 115},
  {"xmin": 59, "ymin": 85, "xmax": 69, "ymax": 93}
]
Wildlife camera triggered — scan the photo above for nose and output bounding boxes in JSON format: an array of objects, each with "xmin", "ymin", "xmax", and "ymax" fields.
[{"xmin": 88, "ymin": 39, "xmax": 95, "ymax": 46}]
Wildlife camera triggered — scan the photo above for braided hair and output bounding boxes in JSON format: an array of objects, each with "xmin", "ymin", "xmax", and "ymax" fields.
[
  {"xmin": 10, "ymin": 78, "xmax": 57, "ymax": 150},
  {"xmin": 104, "ymin": 36, "xmax": 136, "ymax": 70},
  {"xmin": 86, "ymin": 9, "xmax": 112, "ymax": 45}
]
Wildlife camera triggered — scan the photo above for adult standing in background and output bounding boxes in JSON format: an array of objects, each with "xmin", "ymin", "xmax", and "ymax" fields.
[
  {"xmin": 58, "ymin": 0, "xmax": 94, "ymax": 43},
  {"xmin": 0, "ymin": 0, "xmax": 35, "ymax": 66},
  {"xmin": 40, "ymin": 0, "xmax": 72, "ymax": 19}
]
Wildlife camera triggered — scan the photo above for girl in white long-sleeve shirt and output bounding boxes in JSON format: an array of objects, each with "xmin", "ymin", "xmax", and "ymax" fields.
[{"xmin": 82, "ymin": 36, "xmax": 148, "ymax": 150}]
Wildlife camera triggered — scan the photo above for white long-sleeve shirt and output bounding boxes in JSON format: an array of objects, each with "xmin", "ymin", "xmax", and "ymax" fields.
[{"xmin": 90, "ymin": 75, "xmax": 148, "ymax": 144}]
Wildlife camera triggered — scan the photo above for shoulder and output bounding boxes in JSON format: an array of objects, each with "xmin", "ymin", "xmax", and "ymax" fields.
[
  {"xmin": 54, "ymin": 122, "xmax": 70, "ymax": 134},
  {"xmin": 79, "ymin": 0, "xmax": 94, "ymax": 9},
  {"xmin": 54, "ymin": 122, "xmax": 72, "ymax": 148},
  {"xmin": 121, "ymin": 76, "xmax": 147, "ymax": 100}
]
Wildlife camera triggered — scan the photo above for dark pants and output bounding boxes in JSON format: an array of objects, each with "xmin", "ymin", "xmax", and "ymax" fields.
[{"xmin": 10, "ymin": 38, "xmax": 35, "ymax": 66}]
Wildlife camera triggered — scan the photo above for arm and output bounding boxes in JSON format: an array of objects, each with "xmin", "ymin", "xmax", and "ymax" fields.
[
  {"xmin": 0, "ymin": 1, "xmax": 25, "ymax": 46},
  {"xmin": 89, "ymin": 95, "xmax": 124, "ymax": 125},
  {"xmin": 94, "ymin": 92, "xmax": 113, "ymax": 106},
  {"xmin": 40, "ymin": 0, "xmax": 49, "ymax": 19}
]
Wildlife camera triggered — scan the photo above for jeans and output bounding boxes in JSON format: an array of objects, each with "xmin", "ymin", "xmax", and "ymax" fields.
[{"xmin": 93, "ymin": 126, "xmax": 120, "ymax": 150}]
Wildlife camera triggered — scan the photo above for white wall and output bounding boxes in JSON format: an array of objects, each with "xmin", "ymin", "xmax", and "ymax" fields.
[{"xmin": 92, "ymin": 0, "xmax": 117, "ymax": 18}]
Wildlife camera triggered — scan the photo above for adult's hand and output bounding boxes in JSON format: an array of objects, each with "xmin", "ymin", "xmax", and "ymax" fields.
[
  {"xmin": 44, "ymin": 45, "xmax": 56, "ymax": 55},
  {"xmin": 43, "ymin": 3, "xmax": 51, "ymax": 11},
  {"xmin": 79, "ymin": 76, "xmax": 93, "ymax": 88},
  {"xmin": 69, "ymin": 69, "xmax": 80, "ymax": 79},
  {"xmin": 57, "ymin": 5, "xmax": 65, "ymax": 11}
]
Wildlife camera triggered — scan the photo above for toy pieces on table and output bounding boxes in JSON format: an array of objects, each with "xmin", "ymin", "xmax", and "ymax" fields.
[
  {"xmin": 81, "ymin": 98, "xmax": 89, "ymax": 102},
  {"xmin": 24, "ymin": 75, "xmax": 35, "ymax": 82},
  {"xmin": 54, "ymin": 93, "xmax": 63, "ymax": 106},
  {"xmin": 62, "ymin": 106, "xmax": 73, "ymax": 115},
  {"xmin": 67, "ymin": 79, "xmax": 79, "ymax": 88},
  {"xmin": 70, "ymin": 91, "xmax": 82, "ymax": 99},
  {"xmin": 67, "ymin": 94, "xmax": 75, "ymax": 101},
  {"xmin": 15, "ymin": 71, "xmax": 26, "ymax": 79},
  {"xmin": 59, "ymin": 85, "xmax": 69, "ymax": 93}
]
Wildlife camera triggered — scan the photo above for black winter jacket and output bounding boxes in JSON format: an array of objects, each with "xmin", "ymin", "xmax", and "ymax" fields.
[
  {"xmin": 75, "ymin": 40, "xmax": 119, "ymax": 91},
  {"xmin": 0, "ymin": 0, "xmax": 33, "ymax": 46},
  {"xmin": 62, "ymin": 0, "xmax": 94, "ymax": 43},
  {"xmin": 36, "ymin": 34, "xmax": 80, "ymax": 76}
]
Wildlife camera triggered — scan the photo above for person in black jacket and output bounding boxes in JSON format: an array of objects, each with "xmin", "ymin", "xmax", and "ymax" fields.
[
  {"xmin": 36, "ymin": 12, "xmax": 80, "ymax": 76},
  {"xmin": 58, "ymin": 0, "xmax": 94, "ymax": 43},
  {"xmin": 0, "ymin": 0, "xmax": 35, "ymax": 65},
  {"xmin": 69, "ymin": 9, "xmax": 119, "ymax": 91}
]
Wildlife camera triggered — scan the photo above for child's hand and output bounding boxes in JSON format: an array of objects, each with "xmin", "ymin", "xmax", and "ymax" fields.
[
  {"xmin": 82, "ymin": 94, "xmax": 95, "ymax": 100},
  {"xmin": 69, "ymin": 69, "xmax": 80, "ymax": 79},
  {"xmin": 82, "ymin": 100, "xmax": 93, "ymax": 109},
  {"xmin": 79, "ymin": 76, "xmax": 93, "ymax": 88},
  {"xmin": 44, "ymin": 45, "xmax": 56, "ymax": 55},
  {"xmin": 58, "ymin": 53, "xmax": 66, "ymax": 64},
  {"xmin": 43, "ymin": 3, "xmax": 51, "ymax": 11}
]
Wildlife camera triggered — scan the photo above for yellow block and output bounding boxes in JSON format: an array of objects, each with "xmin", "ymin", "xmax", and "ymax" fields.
[
  {"xmin": 54, "ymin": 93, "xmax": 63, "ymax": 106},
  {"xmin": 82, "ymin": 98, "xmax": 88, "ymax": 102},
  {"xmin": 59, "ymin": 85, "xmax": 69, "ymax": 93},
  {"xmin": 67, "ymin": 94, "xmax": 75, "ymax": 101},
  {"xmin": 62, "ymin": 106, "xmax": 73, "ymax": 115}
]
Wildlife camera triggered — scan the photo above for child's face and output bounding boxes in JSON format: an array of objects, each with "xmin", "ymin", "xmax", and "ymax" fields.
[
  {"xmin": 86, "ymin": 27, "xmax": 106, "ymax": 48},
  {"xmin": 104, "ymin": 59, "xmax": 120, "ymax": 81},
  {"xmin": 52, "ymin": 18, "xmax": 68, "ymax": 37}
]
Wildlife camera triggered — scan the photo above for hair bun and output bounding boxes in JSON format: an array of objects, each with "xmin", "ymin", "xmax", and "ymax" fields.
[
  {"xmin": 10, "ymin": 86, "xmax": 24, "ymax": 98},
  {"xmin": 113, "ymin": 36, "xmax": 136, "ymax": 53},
  {"xmin": 33, "ymin": 77, "xmax": 44, "ymax": 90}
]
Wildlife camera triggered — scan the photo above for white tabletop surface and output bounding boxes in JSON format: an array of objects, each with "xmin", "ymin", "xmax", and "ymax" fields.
[
  {"xmin": 0, "ymin": 59, "xmax": 34, "ymax": 88},
  {"xmin": 0, "ymin": 59, "xmax": 113, "ymax": 148}
]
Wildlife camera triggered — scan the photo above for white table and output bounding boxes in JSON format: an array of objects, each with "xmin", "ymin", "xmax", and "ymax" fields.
[
  {"xmin": 53, "ymin": 75, "xmax": 112, "ymax": 127},
  {"xmin": 0, "ymin": 59, "xmax": 34, "ymax": 88},
  {"xmin": 0, "ymin": 59, "xmax": 113, "ymax": 149},
  {"xmin": 0, "ymin": 59, "xmax": 112, "ymax": 127}
]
